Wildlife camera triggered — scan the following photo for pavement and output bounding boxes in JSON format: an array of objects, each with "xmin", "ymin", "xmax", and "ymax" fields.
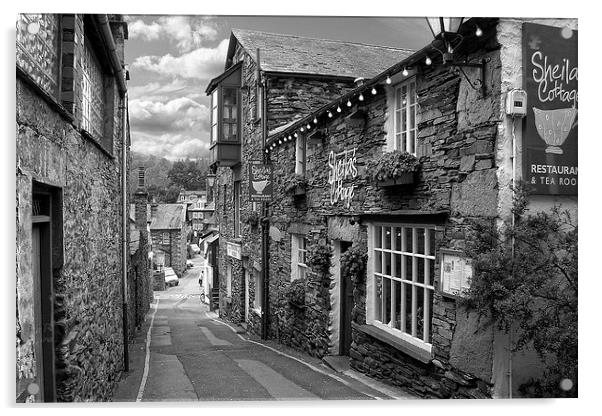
[{"xmin": 113, "ymin": 253, "xmax": 416, "ymax": 402}]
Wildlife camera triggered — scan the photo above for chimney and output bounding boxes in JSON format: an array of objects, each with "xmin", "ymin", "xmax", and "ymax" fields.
[
  {"xmin": 134, "ymin": 166, "xmax": 148, "ymax": 230},
  {"xmin": 151, "ymin": 197, "xmax": 158, "ymax": 220}
]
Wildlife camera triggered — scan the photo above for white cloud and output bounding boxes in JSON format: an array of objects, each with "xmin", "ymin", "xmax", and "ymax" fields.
[
  {"xmin": 132, "ymin": 38, "xmax": 229, "ymax": 80},
  {"xmin": 131, "ymin": 132, "xmax": 209, "ymax": 161},
  {"xmin": 128, "ymin": 16, "xmax": 219, "ymax": 52},
  {"xmin": 128, "ymin": 78, "xmax": 189, "ymax": 101},
  {"xmin": 129, "ymin": 97, "xmax": 209, "ymax": 134}
]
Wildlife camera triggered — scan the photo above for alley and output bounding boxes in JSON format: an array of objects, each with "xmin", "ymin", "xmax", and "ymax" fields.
[{"xmin": 113, "ymin": 255, "xmax": 412, "ymax": 401}]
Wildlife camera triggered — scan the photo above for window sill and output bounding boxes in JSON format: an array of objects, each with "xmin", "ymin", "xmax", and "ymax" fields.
[{"xmin": 352, "ymin": 322, "xmax": 432, "ymax": 364}]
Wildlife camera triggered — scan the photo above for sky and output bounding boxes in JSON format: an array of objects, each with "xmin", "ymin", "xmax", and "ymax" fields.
[{"xmin": 124, "ymin": 15, "xmax": 434, "ymax": 161}]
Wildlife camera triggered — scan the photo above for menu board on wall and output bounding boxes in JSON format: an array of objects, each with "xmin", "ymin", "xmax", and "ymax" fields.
[
  {"xmin": 440, "ymin": 250, "xmax": 473, "ymax": 298},
  {"xmin": 248, "ymin": 160, "xmax": 273, "ymax": 202},
  {"xmin": 522, "ymin": 22, "xmax": 578, "ymax": 195}
]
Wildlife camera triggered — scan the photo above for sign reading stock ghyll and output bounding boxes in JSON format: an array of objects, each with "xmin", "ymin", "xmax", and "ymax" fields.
[
  {"xmin": 523, "ymin": 22, "xmax": 578, "ymax": 195},
  {"xmin": 248, "ymin": 160, "xmax": 273, "ymax": 202}
]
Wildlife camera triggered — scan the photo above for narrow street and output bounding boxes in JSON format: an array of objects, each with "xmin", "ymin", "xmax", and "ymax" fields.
[{"xmin": 113, "ymin": 254, "xmax": 413, "ymax": 401}]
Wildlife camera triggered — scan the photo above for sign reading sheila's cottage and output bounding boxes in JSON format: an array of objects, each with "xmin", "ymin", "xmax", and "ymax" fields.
[
  {"xmin": 328, "ymin": 148, "xmax": 358, "ymax": 209},
  {"xmin": 248, "ymin": 160, "xmax": 273, "ymax": 202},
  {"xmin": 523, "ymin": 22, "xmax": 578, "ymax": 195}
]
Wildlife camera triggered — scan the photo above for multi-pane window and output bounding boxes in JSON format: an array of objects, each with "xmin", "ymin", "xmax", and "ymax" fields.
[
  {"xmin": 393, "ymin": 78, "xmax": 417, "ymax": 154},
  {"xmin": 211, "ymin": 89, "xmax": 218, "ymax": 144},
  {"xmin": 162, "ymin": 232, "xmax": 169, "ymax": 245},
  {"xmin": 222, "ymin": 87, "xmax": 238, "ymax": 142},
  {"xmin": 253, "ymin": 270, "xmax": 263, "ymax": 312},
  {"xmin": 291, "ymin": 234, "xmax": 309, "ymax": 281},
  {"xmin": 81, "ymin": 42, "xmax": 105, "ymax": 140},
  {"xmin": 370, "ymin": 223, "xmax": 435, "ymax": 345},
  {"xmin": 16, "ymin": 14, "xmax": 61, "ymax": 97}
]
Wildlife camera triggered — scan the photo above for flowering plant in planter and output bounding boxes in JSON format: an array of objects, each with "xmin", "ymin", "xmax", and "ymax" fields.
[
  {"xmin": 366, "ymin": 150, "xmax": 419, "ymax": 186},
  {"xmin": 242, "ymin": 211, "xmax": 260, "ymax": 227},
  {"xmin": 306, "ymin": 241, "xmax": 333, "ymax": 277},
  {"xmin": 284, "ymin": 174, "xmax": 308, "ymax": 196},
  {"xmin": 340, "ymin": 245, "xmax": 368, "ymax": 285}
]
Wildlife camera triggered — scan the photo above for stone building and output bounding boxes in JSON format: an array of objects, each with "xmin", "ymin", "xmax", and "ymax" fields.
[
  {"xmin": 207, "ymin": 29, "xmax": 413, "ymax": 330},
  {"xmin": 258, "ymin": 17, "xmax": 577, "ymax": 398},
  {"xmin": 150, "ymin": 203, "xmax": 187, "ymax": 276},
  {"xmin": 16, "ymin": 14, "xmax": 131, "ymax": 401},
  {"xmin": 210, "ymin": 18, "xmax": 577, "ymax": 398}
]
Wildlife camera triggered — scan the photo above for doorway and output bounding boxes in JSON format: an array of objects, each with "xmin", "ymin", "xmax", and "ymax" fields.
[
  {"xmin": 339, "ymin": 241, "xmax": 353, "ymax": 356},
  {"xmin": 243, "ymin": 269, "xmax": 249, "ymax": 326}
]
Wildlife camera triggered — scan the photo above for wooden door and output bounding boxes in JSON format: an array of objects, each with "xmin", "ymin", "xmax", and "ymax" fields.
[{"xmin": 339, "ymin": 241, "xmax": 353, "ymax": 355}]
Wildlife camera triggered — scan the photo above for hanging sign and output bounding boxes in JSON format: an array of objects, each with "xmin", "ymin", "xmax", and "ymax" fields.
[
  {"xmin": 439, "ymin": 249, "xmax": 473, "ymax": 298},
  {"xmin": 523, "ymin": 22, "xmax": 578, "ymax": 195},
  {"xmin": 248, "ymin": 160, "xmax": 273, "ymax": 202},
  {"xmin": 226, "ymin": 241, "xmax": 241, "ymax": 260}
]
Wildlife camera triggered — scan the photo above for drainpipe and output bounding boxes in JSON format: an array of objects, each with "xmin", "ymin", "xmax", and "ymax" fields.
[
  {"xmin": 98, "ymin": 14, "xmax": 129, "ymax": 371},
  {"xmin": 259, "ymin": 49, "xmax": 270, "ymax": 340}
]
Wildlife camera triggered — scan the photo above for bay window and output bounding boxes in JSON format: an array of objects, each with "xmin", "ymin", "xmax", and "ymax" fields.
[{"xmin": 367, "ymin": 223, "xmax": 435, "ymax": 350}]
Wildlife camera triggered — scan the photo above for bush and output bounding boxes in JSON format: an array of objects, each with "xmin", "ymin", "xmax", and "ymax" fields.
[
  {"xmin": 285, "ymin": 278, "xmax": 306, "ymax": 306},
  {"xmin": 462, "ymin": 184, "xmax": 577, "ymax": 397},
  {"xmin": 340, "ymin": 245, "xmax": 367, "ymax": 284},
  {"xmin": 306, "ymin": 242, "xmax": 332, "ymax": 277},
  {"xmin": 284, "ymin": 174, "xmax": 308, "ymax": 194}
]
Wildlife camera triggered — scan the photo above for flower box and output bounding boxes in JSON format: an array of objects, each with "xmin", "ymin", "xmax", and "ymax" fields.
[{"xmin": 376, "ymin": 172, "xmax": 415, "ymax": 187}]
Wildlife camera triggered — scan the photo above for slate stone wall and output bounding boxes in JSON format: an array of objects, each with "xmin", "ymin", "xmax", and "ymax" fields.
[
  {"xmin": 150, "ymin": 229, "xmax": 186, "ymax": 277},
  {"xmin": 261, "ymin": 24, "xmax": 503, "ymax": 397},
  {"xmin": 16, "ymin": 15, "xmax": 129, "ymax": 402}
]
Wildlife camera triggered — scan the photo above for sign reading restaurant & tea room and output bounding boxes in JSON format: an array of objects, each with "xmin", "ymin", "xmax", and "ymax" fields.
[
  {"xmin": 248, "ymin": 160, "xmax": 273, "ymax": 202},
  {"xmin": 523, "ymin": 22, "xmax": 577, "ymax": 195}
]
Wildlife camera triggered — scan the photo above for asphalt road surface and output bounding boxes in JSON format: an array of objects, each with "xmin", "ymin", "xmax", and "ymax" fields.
[{"xmin": 113, "ymin": 254, "xmax": 414, "ymax": 402}]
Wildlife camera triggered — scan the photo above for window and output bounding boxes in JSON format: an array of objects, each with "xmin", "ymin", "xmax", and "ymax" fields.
[
  {"xmin": 80, "ymin": 40, "xmax": 106, "ymax": 140},
  {"xmin": 162, "ymin": 232, "xmax": 169, "ymax": 245},
  {"xmin": 255, "ymin": 80, "xmax": 263, "ymax": 121},
  {"xmin": 368, "ymin": 223, "xmax": 436, "ymax": 348},
  {"xmin": 393, "ymin": 78, "xmax": 417, "ymax": 154},
  {"xmin": 291, "ymin": 234, "xmax": 309, "ymax": 281},
  {"xmin": 253, "ymin": 270, "xmax": 263, "ymax": 312},
  {"xmin": 222, "ymin": 87, "xmax": 239, "ymax": 142},
  {"xmin": 295, "ymin": 134, "xmax": 307, "ymax": 175},
  {"xmin": 226, "ymin": 262, "xmax": 232, "ymax": 297},
  {"xmin": 16, "ymin": 14, "xmax": 61, "ymax": 97},
  {"xmin": 234, "ymin": 181, "xmax": 241, "ymax": 237},
  {"xmin": 211, "ymin": 89, "xmax": 218, "ymax": 144}
]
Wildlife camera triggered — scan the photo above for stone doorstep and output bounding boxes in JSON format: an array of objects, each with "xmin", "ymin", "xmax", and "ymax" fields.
[{"xmin": 322, "ymin": 355, "xmax": 351, "ymax": 373}]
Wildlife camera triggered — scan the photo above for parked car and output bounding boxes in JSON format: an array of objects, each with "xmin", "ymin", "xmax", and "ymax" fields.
[
  {"xmin": 186, "ymin": 260, "xmax": 194, "ymax": 269},
  {"xmin": 164, "ymin": 267, "xmax": 179, "ymax": 287},
  {"xmin": 189, "ymin": 244, "xmax": 201, "ymax": 255}
]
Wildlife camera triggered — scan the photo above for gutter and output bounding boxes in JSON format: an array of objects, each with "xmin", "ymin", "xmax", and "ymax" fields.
[{"xmin": 97, "ymin": 15, "xmax": 127, "ymax": 97}]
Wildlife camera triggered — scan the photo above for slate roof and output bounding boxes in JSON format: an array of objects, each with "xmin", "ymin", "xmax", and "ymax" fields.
[
  {"xmin": 150, "ymin": 204, "xmax": 187, "ymax": 230},
  {"xmin": 229, "ymin": 29, "xmax": 414, "ymax": 79}
]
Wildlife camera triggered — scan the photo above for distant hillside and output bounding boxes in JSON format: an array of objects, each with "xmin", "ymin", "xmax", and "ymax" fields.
[{"xmin": 129, "ymin": 151, "xmax": 172, "ymax": 191}]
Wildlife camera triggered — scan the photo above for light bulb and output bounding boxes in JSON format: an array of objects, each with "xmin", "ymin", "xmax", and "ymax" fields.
[
  {"xmin": 288, "ymin": 135, "xmax": 292, "ymax": 140},
  {"xmin": 265, "ymin": 149, "xmax": 269, "ymax": 153},
  {"xmin": 386, "ymin": 76, "xmax": 391, "ymax": 85},
  {"xmin": 278, "ymin": 140, "xmax": 282, "ymax": 144},
  {"xmin": 347, "ymin": 99, "xmax": 352, "ymax": 107},
  {"xmin": 402, "ymin": 68, "xmax": 408, "ymax": 76},
  {"xmin": 300, "ymin": 127, "xmax": 304, "ymax": 132},
  {"xmin": 475, "ymin": 26, "xmax": 483, "ymax": 37},
  {"xmin": 294, "ymin": 132, "xmax": 298, "ymax": 138},
  {"xmin": 337, "ymin": 106, "xmax": 342, "ymax": 113},
  {"xmin": 313, "ymin": 117, "xmax": 318, "ymax": 124},
  {"xmin": 328, "ymin": 111, "xmax": 333, "ymax": 118},
  {"xmin": 306, "ymin": 124, "xmax": 311, "ymax": 129},
  {"xmin": 371, "ymin": 87, "xmax": 377, "ymax": 95},
  {"xmin": 425, "ymin": 56, "xmax": 432, "ymax": 66},
  {"xmin": 359, "ymin": 93, "xmax": 364, "ymax": 101},
  {"xmin": 447, "ymin": 44, "xmax": 453, "ymax": 54}
]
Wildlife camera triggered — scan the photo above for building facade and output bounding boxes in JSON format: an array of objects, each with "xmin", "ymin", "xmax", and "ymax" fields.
[
  {"xmin": 150, "ymin": 204, "xmax": 187, "ymax": 277},
  {"xmin": 16, "ymin": 14, "xmax": 131, "ymax": 401},
  {"xmin": 210, "ymin": 18, "xmax": 577, "ymax": 398},
  {"xmin": 207, "ymin": 29, "xmax": 414, "ymax": 329}
]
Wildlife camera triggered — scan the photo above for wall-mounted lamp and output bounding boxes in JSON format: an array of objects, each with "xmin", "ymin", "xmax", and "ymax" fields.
[
  {"xmin": 426, "ymin": 17, "xmax": 487, "ymax": 97},
  {"xmin": 206, "ymin": 173, "xmax": 216, "ymax": 188}
]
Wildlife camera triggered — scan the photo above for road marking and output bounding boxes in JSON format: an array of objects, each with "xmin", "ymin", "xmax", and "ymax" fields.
[
  {"xmin": 199, "ymin": 326, "xmax": 232, "ymax": 346},
  {"xmin": 235, "ymin": 359, "xmax": 318, "ymax": 400},
  {"xmin": 136, "ymin": 297, "xmax": 160, "ymax": 402},
  {"xmin": 209, "ymin": 318, "xmax": 382, "ymax": 400}
]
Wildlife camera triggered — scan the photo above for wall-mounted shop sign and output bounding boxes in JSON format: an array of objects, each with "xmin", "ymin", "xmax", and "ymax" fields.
[
  {"xmin": 523, "ymin": 22, "xmax": 578, "ymax": 195},
  {"xmin": 439, "ymin": 249, "xmax": 473, "ymax": 298},
  {"xmin": 328, "ymin": 148, "xmax": 358, "ymax": 209},
  {"xmin": 226, "ymin": 241, "xmax": 241, "ymax": 260},
  {"xmin": 249, "ymin": 160, "xmax": 273, "ymax": 202}
]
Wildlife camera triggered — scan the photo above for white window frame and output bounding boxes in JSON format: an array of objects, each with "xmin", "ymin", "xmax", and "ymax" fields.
[
  {"xmin": 226, "ymin": 262, "xmax": 232, "ymax": 297},
  {"xmin": 390, "ymin": 77, "xmax": 417, "ymax": 154},
  {"xmin": 161, "ymin": 232, "xmax": 169, "ymax": 245},
  {"xmin": 366, "ymin": 222, "xmax": 436, "ymax": 354},
  {"xmin": 290, "ymin": 234, "xmax": 309, "ymax": 281},
  {"xmin": 295, "ymin": 134, "xmax": 306, "ymax": 176},
  {"xmin": 253, "ymin": 269, "xmax": 263, "ymax": 313}
]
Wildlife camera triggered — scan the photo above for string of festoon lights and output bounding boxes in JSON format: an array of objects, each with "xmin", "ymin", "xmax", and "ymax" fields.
[{"xmin": 265, "ymin": 53, "xmax": 438, "ymax": 155}]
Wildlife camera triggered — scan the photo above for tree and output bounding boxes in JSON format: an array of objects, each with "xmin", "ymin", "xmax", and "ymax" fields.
[
  {"xmin": 167, "ymin": 158, "xmax": 207, "ymax": 191},
  {"xmin": 462, "ymin": 184, "xmax": 577, "ymax": 397}
]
